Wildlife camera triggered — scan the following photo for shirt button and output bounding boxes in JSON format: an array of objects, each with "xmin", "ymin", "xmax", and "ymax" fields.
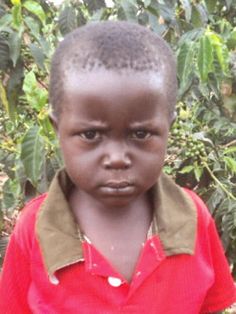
[
  {"xmin": 136, "ymin": 271, "xmax": 141, "ymax": 277},
  {"xmin": 49, "ymin": 275, "xmax": 59, "ymax": 285},
  {"xmin": 108, "ymin": 276, "xmax": 122, "ymax": 287}
]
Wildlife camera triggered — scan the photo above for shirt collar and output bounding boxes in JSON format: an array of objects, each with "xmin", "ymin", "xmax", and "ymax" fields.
[{"xmin": 36, "ymin": 169, "xmax": 197, "ymax": 277}]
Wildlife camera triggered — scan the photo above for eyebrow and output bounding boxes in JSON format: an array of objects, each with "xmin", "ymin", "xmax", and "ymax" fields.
[
  {"xmin": 72, "ymin": 119, "xmax": 109, "ymax": 128},
  {"xmin": 129, "ymin": 119, "xmax": 160, "ymax": 128}
]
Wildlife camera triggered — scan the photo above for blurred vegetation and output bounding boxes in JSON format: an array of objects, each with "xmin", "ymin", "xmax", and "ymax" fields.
[{"xmin": 0, "ymin": 0, "xmax": 235, "ymax": 277}]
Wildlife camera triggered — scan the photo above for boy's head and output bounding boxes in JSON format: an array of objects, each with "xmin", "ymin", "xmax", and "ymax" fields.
[
  {"xmin": 49, "ymin": 21, "xmax": 177, "ymax": 119},
  {"xmin": 49, "ymin": 21, "xmax": 177, "ymax": 207}
]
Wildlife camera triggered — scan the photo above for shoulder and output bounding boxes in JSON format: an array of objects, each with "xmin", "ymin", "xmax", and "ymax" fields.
[
  {"xmin": 13, "ymin": 194, "xmax": 48, "ymax": 251},
  {"xmin": 182, "ymin": 188, "xmax": 224, "ymax": 253},
  {"xmin": 182, "ymin": 188, "xmax": 213, "ymax": 228}
]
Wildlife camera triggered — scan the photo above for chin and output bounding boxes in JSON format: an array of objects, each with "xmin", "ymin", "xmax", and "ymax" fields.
[{"xmin": 100, "ymin": 194, "xmax": 138, "ymax": 208}]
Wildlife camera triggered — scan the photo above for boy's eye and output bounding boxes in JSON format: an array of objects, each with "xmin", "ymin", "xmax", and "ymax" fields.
[
  {"xmin": 80, "ymin": 130, "xmax": 101, "ymax": 140},
  {"xmin": 131, "ymin": 130, "xmax": 151, "ymax": 139}
]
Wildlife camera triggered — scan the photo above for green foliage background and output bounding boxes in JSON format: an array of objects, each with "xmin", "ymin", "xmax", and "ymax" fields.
[{"xmin": 0, "ymin": 0, "xmax": 236, "ymax": 275}]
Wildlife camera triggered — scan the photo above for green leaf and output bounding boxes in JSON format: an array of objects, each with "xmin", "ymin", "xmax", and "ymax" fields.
[
  {"xmin": 0, "ymin": 37, "xmax": 10, "ymax": 70},
  {"xmin": 120, "ymin": 0, "xmax": 137, "ymax": 21},
  {"xmin": 196, "ymin": 3, "xmax": 208, "ymax": 24},
  {"xmin": 0, "ymin": 14, "xmax": 13, "ymax": 30},
  {"xmin": 11, "ymin": 4, "xmax": 22, "ymax": 29},
  {"xmin": 193, "ymin": 164, "xmax": 203, "ymax": 182},
  {"xmin": 8, "ymin": 32, "xmax": 21, "ymax": 67},
  {"xmin": 85, "ymin": 0, "xmax": 106, "ymax": 13},
  {"xmin": 215, "ymin": 44, "xmax": 229, "ymax": 75},
  {"xmin": 23, "ymin": 70, "xmax": 37, "ymax": 93},
  {"xmin": 58, "ymin": 6, "xmax": 77, "ymax": 36},
  {"xmin": 148, "ymin": 13, "xmax": 166, "ymax": 35},
  {"xmin": 224, "ymin": 146, "xmax": 236, "ymax": 154},
  {"xmin": 24, "ymin": 16, "xmax": 40, "ymax": 40},
  {"xmin": 11, "ymin": 0, "xmax": 21, "ymax": 5},
  {"xmin": 77, "ymin": 7, "xmax": 86, "ymax": 26},
  {"xmin": 126, "ymin": 0, "xmax": 137, "ymax": 6},
  {"xmin": 0, "ymin": 82, "xmax": 11, "ymax": 119},
  {"xmin": 21, "ymin": 126, "xmax": 45, "ymax": 187},
  {"xmin": 225, "ymin": 0, "xmax": 233, "ymax": 9},
  {"xmin": 191, "ymin": 5, "xmax": 202, "ymax": 28},
  {"xmin": 191, "ymin": 4, "xmax": 207, "ymax": 27},
  {"xmin": 7, "ymin": 60, "xmax": 24, "ymax": 121},
  {"xmin": 146, "ymin": 3, "xmax": 159, "ymax": 17},
  {"xmin": 0, "ymin": 7, "xmax": 5, "ymax": 18},
  {"xmin": 192, "ymin": 132, "xmax": 214, "ymax": 146},
  {"xmin": 38, "ymin": 37, "xmax": 51, "ymax": 57},
  {"xmin": 207, "ymin": 32, "xmax": 229, "ymax": 75},
  {"xmin": 23, "ymin": 1, "xmax": 46, "ymax": 24},
  {"xmin": 207, "ymin": 187, "xmax": 225, "ymax": 210},
  {"xmin": 29, "ymin": 43, "xmax": 45, "ymax": 70},
  {"xmin": 23, "ymin": 70, "xmax": 48, "ymax": 111},
  {"xmin": 2, "ymin": 178, "xmax": 20, "ymax": 210},
  {"xmin": 179, "ymin": 165, "xmax": 194, "ymax": 174},
  {"xmin": 163, "ymin": 0, "xmax": 176, "ymax": 7},
  {"xmin": 178, "ymin": 28, "xmax": 204, "ymax": 45},
  {"xmin": 197, "ymin": 35, "xmax": 213, "ymax": 82},
  {"xmin": 90, "ymin": 8, "xmax": 105, "ymax": 22},
  {"xmin": 205, "ymin": 0, "xmax": 217, "ymax": 14},
  {"xmin": 224, "ymin": 156, "xmax": 236, "ymax": 173},
  {"xmin": 163, "ymin": 165, "xmax": 173, "ymax": 175},
  {"xmin": 180, "ymin": 0, "xmax": 192, "ymax": 22},
  {"xmin": 144, "ymin": 0, "xmax": 152, "ymax": 7},
  {"xmin": 158, "ymin": 3, "xmax": 175, "ymax": 23},
  {"xmin": 177, "ymin": 42, "xmax": 194, "ymax": 87},
  {"xmin": 227, "ymin": 30, "xmax": 236, "ymax": 49}
]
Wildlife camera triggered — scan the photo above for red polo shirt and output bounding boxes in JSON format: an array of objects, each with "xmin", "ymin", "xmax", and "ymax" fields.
[{"xmin": 0, "ymin": 170, "xmax": 235, "ymax": 313}]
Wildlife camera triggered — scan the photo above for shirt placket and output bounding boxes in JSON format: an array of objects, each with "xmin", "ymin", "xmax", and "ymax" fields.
[
  {"xmin": 127, "ymin": 235, "xmax": 166, "ymax": 299},
  {"xmin": 82, "ymin": 241, "xmax": 127, "ymax": 288},
  {"xmin": 82, "ymin": 235, "xmax": 166, "ymax": 300}
]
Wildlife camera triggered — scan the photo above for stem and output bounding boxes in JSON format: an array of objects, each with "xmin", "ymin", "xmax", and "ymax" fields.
[
  {"xmin": 203, "ymin": 162, "xmax": 236, "ymax": 201},
  {"xmin": 24, "ymin": 64, "xmax": 48, "ymax": 89},
  {"xmin": 223, "ymin": 139, "xmax": 236, "ymax": 147}
]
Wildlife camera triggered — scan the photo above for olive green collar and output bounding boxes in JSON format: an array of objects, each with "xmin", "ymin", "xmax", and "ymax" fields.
[{"xmin": 36, "ymin": 169, "xmax": 197, "ymax": 277}]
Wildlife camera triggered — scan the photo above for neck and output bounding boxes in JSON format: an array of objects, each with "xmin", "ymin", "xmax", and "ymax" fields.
[{"xmin": 69, "ymin": 187, "xmax": 152, "ymax": 230}]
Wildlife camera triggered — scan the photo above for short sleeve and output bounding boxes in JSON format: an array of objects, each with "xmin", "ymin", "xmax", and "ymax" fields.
[
  {"xmin": 200, "ymin": 214, "xmax": 236, "ymax": 313},
  {"xmin": 0, "ymin": 233, "xmax": 32, "ymax": 313},
  {"xmin": 185, "ymin": 189, "xmax": 236, "ymax": 313},
  {"xmin": 0, "ymin": 194, "xmax": 45, "ymax": 313}
]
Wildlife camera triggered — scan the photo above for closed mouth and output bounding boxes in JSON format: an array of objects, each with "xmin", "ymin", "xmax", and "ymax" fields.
[
  {"xmin": 104, "ymin": 181, "xmax": 132, "ymax": 189},
  {"xmin": 99, "ymin": 181, "xmax": 135, "ymax": 195}
]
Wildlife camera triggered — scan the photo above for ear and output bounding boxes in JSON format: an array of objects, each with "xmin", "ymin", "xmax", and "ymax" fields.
[{"xmin": 49, "ymin": 112, "xmax": 59, "ymax": 135}]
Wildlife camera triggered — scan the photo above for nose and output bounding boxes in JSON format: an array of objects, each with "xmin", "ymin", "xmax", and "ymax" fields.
[{"xmin": 102, "ymin": 143, "xmax": 132, "ymax": 170}]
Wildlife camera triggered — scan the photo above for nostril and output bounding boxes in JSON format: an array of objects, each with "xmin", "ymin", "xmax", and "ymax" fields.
[
  {"xmin": 103, "ymin": 155, "xmax": 131, "ymax": 170},
  {"xmin": 124, "ymin": 158, "xmax": 131, "ymax": 169},
  {"xmin": 103, "ymin": 159, "xmax": 111, "ymax": 169}
]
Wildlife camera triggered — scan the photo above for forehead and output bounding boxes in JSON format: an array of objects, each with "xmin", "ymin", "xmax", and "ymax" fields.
[
  {"xmin": 61, "ymin": 69, "xmax": 170, "ymax": 119},
  {"xmin": 64, "ymin": 68, "xmax": 166, "ymax": 93}
]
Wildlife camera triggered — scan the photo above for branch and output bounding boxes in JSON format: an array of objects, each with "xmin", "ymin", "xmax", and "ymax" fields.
[{"xmin": 202, "ymin": 162, "xmax": 236, "ymax": 201}]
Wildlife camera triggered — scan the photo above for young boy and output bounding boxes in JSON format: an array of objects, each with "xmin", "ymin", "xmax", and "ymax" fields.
[{"xmin": 0, "ymin": 21, "xmax": 235, "ymax": 313}]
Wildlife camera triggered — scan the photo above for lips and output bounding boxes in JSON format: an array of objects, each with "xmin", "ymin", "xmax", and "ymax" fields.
[
  {"xmin": 105, "ymin": 181, "xmax": 131, "ymax": 188},
  {"xmin": 99, "ymin": 181, "xmax": 136, "ymax": 196}
]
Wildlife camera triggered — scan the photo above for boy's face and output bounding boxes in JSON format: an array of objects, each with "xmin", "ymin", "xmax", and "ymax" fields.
[{"xmin": 53, "ymin": 70, "xmax": 172, "ymax": 207}]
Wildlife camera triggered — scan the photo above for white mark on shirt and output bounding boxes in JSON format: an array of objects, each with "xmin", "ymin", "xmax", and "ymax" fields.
[
  {"xmin": 108, "ymin": 277, "xmax": 122, "ymax": 287},
  {"xmin": 49, "ymin": 274, "xmax": 59, "ymax": 285}
]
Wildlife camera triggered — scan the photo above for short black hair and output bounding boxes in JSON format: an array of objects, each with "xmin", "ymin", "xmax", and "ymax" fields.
[{"xmin": 49, "ymin": 21, "xmax": 177, "ymax": 116}]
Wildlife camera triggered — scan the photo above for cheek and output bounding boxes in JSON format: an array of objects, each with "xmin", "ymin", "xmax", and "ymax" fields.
[
  {"xmin": 136, "ymin": 139, "xmax": 168, "ymax": 177},
  {"xmin": 136, "ymin": 150, "xmax": 166, "ymax": 178},
  {"xmin": 60, "ymin": 140, "xmax": 99, "ymax": 174},
  {"xmin": 59, "ymin": 139, "xmax": 78, "ymax": 167},
  {"xmin": 140, "ymin": 136, "xmax": 168, "ymax": 158}
]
